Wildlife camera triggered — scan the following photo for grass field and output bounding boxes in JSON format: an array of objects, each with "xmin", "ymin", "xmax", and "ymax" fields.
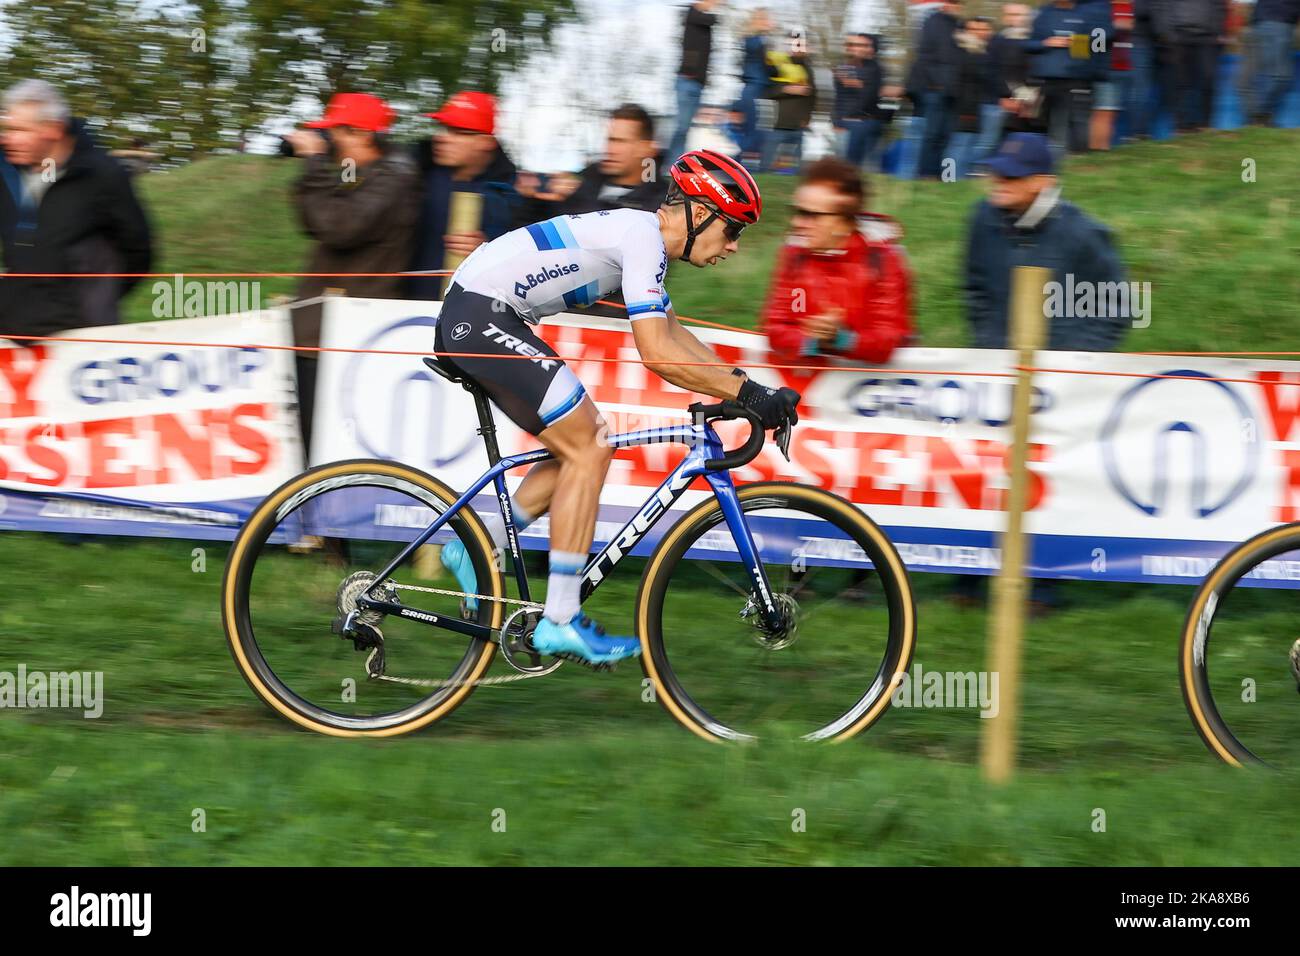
[{"xmin": 4, "ymin": 129, "xmax": 1300, "ymax": 865}]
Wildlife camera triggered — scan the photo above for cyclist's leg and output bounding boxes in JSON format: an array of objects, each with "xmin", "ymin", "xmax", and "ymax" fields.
[
  {"xmin": 534, "ymin": 397, "xmax": 612, "ymax": 558},
  {"xmin": 512, "ymin": 460, "xmax": 559, "ymax": 523},
  {"xmin": 434, "ymin": 292, "xmax": 634, "ymax": 661}
]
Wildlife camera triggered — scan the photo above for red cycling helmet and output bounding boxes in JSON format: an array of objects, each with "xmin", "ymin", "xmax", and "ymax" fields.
[
  {"xmin": 667, "ymin": 149, "xmax": 762, "ymax": 260},
  {"xmin": 668, "ymin": 149, "xmax": 763, "ymax": 224}
]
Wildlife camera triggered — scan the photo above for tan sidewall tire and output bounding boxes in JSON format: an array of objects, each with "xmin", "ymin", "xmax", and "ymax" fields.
[
  {"xmin": 221, "ymin": 459, "xmax": 502, "ymax": 737},
  {"xmin": 635, "ymin": 481, "xmax": 916, "ymax": 743},
  {"xmin": 1178, "ymin": 522, "xmax": 1300, "ymax": 767}
]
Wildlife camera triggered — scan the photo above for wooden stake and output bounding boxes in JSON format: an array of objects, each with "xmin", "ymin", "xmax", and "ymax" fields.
[{"xmin": 981, "ymin": 265, "xmax": 1048, "ymax": 783}]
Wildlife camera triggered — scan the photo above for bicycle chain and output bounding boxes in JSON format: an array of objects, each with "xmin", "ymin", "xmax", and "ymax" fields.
[
  {"xmin": 368, "ymin": 653, "xmax": 550, "ymax": 689},
  {"xmin": 370, "ymin": 582, "xmax": 548, "ymax": 688},
  {"xmin": 389, "ymin": 580, "xmax": 541, "ymax": 609}
]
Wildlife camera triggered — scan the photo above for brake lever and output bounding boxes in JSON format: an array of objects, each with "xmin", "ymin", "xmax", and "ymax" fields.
[{"xmin": 774, "ymin": 421, "xmax": 793, "ymax": 462}]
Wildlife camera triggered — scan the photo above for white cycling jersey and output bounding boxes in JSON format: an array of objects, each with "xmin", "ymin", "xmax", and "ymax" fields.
[{"xmin": 448, "ymin": 208, "xmax": 672, "ymax": 324}]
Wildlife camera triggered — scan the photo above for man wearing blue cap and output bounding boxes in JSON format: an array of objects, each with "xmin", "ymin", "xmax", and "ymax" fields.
[
  {"xmin": 964, "ymin": 132, "xmax": 1126, "ymax": 352},
  {"xmin": 959, "ymin": 131, "xmax": 1125, "ymax": 615}
]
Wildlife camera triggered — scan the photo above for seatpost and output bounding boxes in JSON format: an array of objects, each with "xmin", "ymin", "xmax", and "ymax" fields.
[{"xmin": 465, "ymin": 381, "xmax": 503, "ymax": 465}]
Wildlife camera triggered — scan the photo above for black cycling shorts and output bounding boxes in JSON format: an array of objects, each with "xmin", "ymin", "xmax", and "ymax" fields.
[{"xmin": 434, "ymin": 283, "xmax": 588, "ymax": 436}]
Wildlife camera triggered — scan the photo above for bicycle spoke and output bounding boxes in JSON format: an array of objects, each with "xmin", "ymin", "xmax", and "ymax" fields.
[{"xmin": 695, "ymin": 560, "xmax": 750, "ymax": 599}]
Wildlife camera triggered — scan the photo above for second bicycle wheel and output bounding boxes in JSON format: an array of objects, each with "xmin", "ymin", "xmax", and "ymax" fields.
[
  {"xmin": 222, "ymin": 459, "xmax": 504, "ymax": 737},
  {"xmin": 1180, "ymin": 522, "xmax": 1300, "ymax": 767},
  {"xmin": 636, "ymin": 481, "xmax": 916, "ymax": 742}
]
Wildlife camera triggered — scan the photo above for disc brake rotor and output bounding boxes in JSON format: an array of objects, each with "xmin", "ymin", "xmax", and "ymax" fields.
[{"xmin": 746, "ymin": 592, "xmax": 800, "ymax": 651}]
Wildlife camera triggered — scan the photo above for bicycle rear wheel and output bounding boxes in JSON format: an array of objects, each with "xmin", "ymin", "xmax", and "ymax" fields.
[
  {"xmin": 222, "ymin": 459, "xmax": 503, "ymax": 737},
  {"xmin": 1180, "ymin": 522, "xmax": 1300, "ymax": 767},
  {"xmin": 636, "ymin": 481, "xmax": 916, "ymax": 742}
]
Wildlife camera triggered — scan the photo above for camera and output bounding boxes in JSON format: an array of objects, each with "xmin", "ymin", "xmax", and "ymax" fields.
[{"xmin": 277, "ymin": 127, "xmax": 331, "ymax": 158}]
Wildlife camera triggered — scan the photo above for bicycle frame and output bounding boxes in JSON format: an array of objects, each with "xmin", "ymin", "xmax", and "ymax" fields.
[{"xmin": 355, "ymin": 414, "xmax": 783, "ymax": 639}]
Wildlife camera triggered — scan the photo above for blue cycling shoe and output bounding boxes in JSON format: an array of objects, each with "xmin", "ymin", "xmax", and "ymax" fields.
[
  {"xmin": 530, "ymin": 615, "xmax": 641, "ymax": 668},
  {"xmin": 440, "ymin": 538, "xmax": 478, "ymax": 612}
]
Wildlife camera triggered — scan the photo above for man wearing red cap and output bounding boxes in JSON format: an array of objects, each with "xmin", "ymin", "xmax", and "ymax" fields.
[
  {"xmin": 288, "ymin": 91, "xmax": 418, "ymax": 454},
  {"xmin": 406, "ymin": 91, "xmax": 521, "ymax": 300}
]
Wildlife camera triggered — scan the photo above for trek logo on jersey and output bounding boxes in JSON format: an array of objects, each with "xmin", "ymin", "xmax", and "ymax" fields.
[
  {"xmin": 513, "ymin": 262, "xmax": 581, "ymax": 299},
  {"xmin": 482, "ymin": 322, "xmax": 557, "ymax": 370}
]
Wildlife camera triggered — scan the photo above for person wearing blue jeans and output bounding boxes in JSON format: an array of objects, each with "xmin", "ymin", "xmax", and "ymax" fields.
[
  {"xmin": 762, "ymin": 127, "xmax": 804, "ymax": 172},
  {"xmin": 850, "ymin": 117, "xmax": 884, "ymax": 166},
  {"xmin": 1248, "ymin": 3, "xmax": 1300, "ymax": 125},
  {"xmin": 974, "ymin": 101, "xmax": 1006, "ymax": 163},
  {"xmin": 738, "ymin": 9, "xmax": 774, "ymax": 158},
  {"xmin": 669, "ymin": 76, "xmax": 704, "ymax": 163},
  {"xmin": 896, "ymin": 108, "xmax": 925, "ymax": 179},
  {"xmin": 669, "ymin": 0, "xmax": 720, "ymax": 163},
  {"xmin": 908, "ymin": 0, "xmax": 964, "ymax": 177}
]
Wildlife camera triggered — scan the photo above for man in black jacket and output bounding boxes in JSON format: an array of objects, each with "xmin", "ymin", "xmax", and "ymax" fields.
[
  {"xmin": 668, "ymin": 0, "xmax": 723, "ymax": 165},
  {"xmin": 833, "ymin": 34, "xmax": 885, "ymax": 167},
  {"xmin": 1154, "ymin": 0, "xmax": 1226, "ymax": 130},
  {"xmin": 910, "ymin": 0, "xmax": 966, "ymax": 178},
  {"xmin": 515, "ymin": 104, "xmax": 668, "ymax": 224},
  {"xmin": 0, "ymin": 79, "xmax": 153, "ymax": 341}
]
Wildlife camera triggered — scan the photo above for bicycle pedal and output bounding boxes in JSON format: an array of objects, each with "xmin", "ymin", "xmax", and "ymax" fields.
[{"xmin": 554, "ymin": 651, "xmax": 615, "ymax": 673}]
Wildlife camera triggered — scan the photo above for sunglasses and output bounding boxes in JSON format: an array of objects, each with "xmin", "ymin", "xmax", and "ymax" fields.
[
  {"xmin": 791, "ymin": 205, "xmax": 843, "ymax": 219},
  {"xmin": 722, "ymin": 219, "xmax": 747, "ymax": 241}
]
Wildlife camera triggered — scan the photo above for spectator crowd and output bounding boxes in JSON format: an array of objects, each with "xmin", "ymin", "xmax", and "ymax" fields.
[
  {"xmin": 0, "ymin": 0, "xmax": 1293, "ymax": 482},
  {"xmin": 5, "ymin": 0, "xmax": 1292, "ymax": 604}
]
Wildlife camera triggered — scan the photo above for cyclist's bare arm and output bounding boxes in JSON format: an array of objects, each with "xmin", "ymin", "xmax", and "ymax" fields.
[{"xmin": 631, "ymin": 310, "xmax": 746, "ymax": 400}]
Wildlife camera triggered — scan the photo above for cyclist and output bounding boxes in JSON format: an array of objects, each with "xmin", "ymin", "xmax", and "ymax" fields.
[{"xmin": 433, "ymin": 149, "xmax": 799, "ymax": 666}]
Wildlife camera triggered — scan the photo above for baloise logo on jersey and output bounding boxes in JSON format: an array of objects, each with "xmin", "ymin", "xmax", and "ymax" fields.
[{"xmin": 514, "ymin": 262, "xmax": 581, "ymax": 299}]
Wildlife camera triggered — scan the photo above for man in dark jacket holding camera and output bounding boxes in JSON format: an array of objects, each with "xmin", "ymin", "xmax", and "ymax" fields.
[{"xmin": 288, "ymin": 92, "xmax": 418, "ymax": 452}]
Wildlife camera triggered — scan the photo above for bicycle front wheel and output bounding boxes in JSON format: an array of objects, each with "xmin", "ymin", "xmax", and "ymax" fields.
[
  {"xmin": 636, "ymin": 481, "xmax": 916, "ymax": 742},
  {"xmin": 1180, "ymin": 522, "xmax": 1300, "ymax": 767}
]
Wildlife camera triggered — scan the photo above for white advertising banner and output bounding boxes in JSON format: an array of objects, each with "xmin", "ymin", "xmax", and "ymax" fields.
[
  {"xmin": 315, "ymin": 297, "xmax": 1300, "ymax": 585},
  {"xmin": 0, "ymin": 310, "xmax": 303, "ymax": 538}
]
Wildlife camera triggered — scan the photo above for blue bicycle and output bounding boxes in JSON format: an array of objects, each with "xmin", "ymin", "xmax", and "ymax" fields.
[{"xmin": 222, "ymin": 355, "xmax": 917, "ymax": 741}]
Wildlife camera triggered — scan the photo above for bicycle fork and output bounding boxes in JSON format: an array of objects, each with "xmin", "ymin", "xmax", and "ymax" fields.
[{"xmin": 704, "ymin": 468, "xmax": 784, "ymax": 633}]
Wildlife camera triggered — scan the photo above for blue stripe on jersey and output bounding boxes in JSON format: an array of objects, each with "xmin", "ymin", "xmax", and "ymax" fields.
[
  {"xmin": 526, "ymin": 223, "xmax": 554, "ymax": 251},
  {"xmin": 626, "ymin": 301, "xmax": 667, "ymax": 317},
  {"xmin": 539, "ymin": 219, "xmax": 567, "ymax": 250},
  {"xmin": 550, "ymin": 216, "xmax": 579, "ymax": 249},
  {"xmin": 541, "ymin": 384, "xmax": 586, "ymax": 427},
  {"xmin": 562, "ymin": 280, "xmax": 602, "ymax": 308}
]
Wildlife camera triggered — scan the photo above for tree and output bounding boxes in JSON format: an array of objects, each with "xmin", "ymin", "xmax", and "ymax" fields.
[{"xmin": 0, "ymin": 0, "xmax": 578, "ymax": 161}]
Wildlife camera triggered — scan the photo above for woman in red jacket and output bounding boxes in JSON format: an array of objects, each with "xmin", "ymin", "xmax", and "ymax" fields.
[{"xmin": 763, "ymin": 157, "xmax": 913, "ymax": 367}]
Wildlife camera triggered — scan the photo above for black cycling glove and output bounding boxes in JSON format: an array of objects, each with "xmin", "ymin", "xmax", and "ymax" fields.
[{"xmin": 737, "ymin": 379, "xmax": 801, "ymax": 430}]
